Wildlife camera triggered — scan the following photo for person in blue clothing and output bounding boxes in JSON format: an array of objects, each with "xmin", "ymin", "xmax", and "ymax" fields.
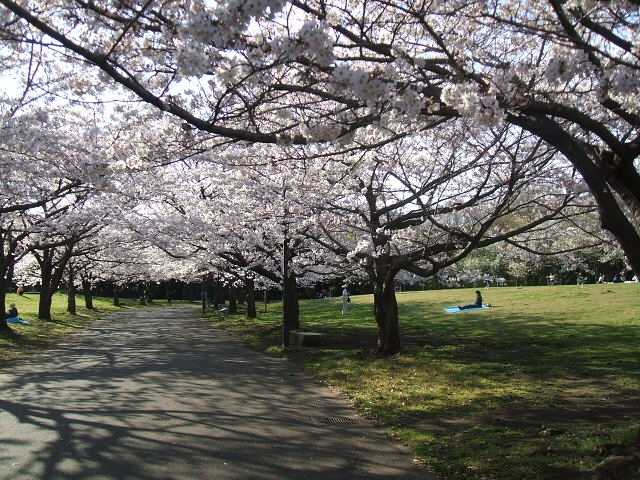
[
  {"xmin": 6, "ymin": 303, "xmax": 19, "ymax": 320},
  {"xmin": 458, "ymin": 290, "xmax": 483, "ymax": 310},
  {"xmin": 5, "ymin": 303, "xmax": 29, "ymax": 324}
]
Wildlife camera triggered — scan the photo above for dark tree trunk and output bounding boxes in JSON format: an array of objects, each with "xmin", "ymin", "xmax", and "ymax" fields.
[
  {"xmin": 206, "ymin": 280, "xmax": 215, "ymax": 307},
  {"xmin": 82, "ymin": 279, "xmax": 93, "ymax": 309},
  {"xmin": 201, "ymin": 282, "xmax": 207, "ymax": 315},
  {"xmin": 0, "ymin": 229, "xmax": 19, "ymax": 329},
  {"xmin": 0, "ymin": 288, "xmax": 9, "ymax": 332},
  {"xmin": 245, "ymin": 280, "xmax": 256, "ymax": 319},
  {"xmin": 511, "ymin": 114, "xmax": 640, "ymax": 276},
  {"xmin": 35, "ymin": 244, "xmax": 74, "ymax": 321},
  {"xmin": 607, "ymin": 157, "xmax": 640, "ymax": 220},
  {"xmin": 0, "ymin": 277, "xmax": 8, "ymax": 320},
  {"xmin": 38, "ymin": 257, "xmax": 54, "ymax": 320},
  {"xmin": 282, "ymin": 273, "xmax": 300, "ymax": 347},
  {"xmin": 38, "ymin": 287, "xmax": 54, "ymax": 321},
  {"xmin": 373, "ymin": 277, "xmax": 401, "ymax": 356},
  {"xmin": 214, "ymin": 282, "xmax": 226, "ymax": 308},
  {"xmin": 228, "ymin": 287, "xmax": 238, "ymax": 314},
  {"xmin": 113, "ymin": 285, "xmax": 120, "ymax": 307},
  {"xmin": 263, "ymin": 289, "xmax": 268, "ymax": 313},
  {"xmin": 67, "ymin": 271, "xmax": 76, "ymax": 315}
]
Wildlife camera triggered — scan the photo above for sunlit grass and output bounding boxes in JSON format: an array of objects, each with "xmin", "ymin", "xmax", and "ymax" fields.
[{"xmin": 208, "ymin": 283, "xmax": 640, "ymax": 479}]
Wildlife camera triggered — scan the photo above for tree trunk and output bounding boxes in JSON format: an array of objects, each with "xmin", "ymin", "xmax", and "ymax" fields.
[
  {"xmin": 282, "ymin": 273, "xmax": 300, "ymax": 347},
  {"xmin": 246, "ymin": 280, "xmax": 256, "ymax": 319},
  {"xmin": 214, "ymin": 282, "xmax": 226, "ymax": 308},
  {"xmin": 511, "ymin": 114, "xmax": 640, "ymax": 275},
  {"xmin": 67, "ymin": 271, "xmax": 76, "ymax": 315},
  {"xmin": 608, "ymin": 160, "xmax": 640, "ymax": 231},
  {"xmin": 38, "ymin": 287, "xmax": 54, "ymax": 321},
  {"xmin": 263, "ymin": 289, "xmax": 268, "ymax": 313},
  {"xmin": 0, "ymin": 288, "xmax": 9, "ymax": 332},
  {"xmin": 201, "ymin": 282, "xmax": 207, "ymax": 315},
  {"xmin": 0, "ymin": 277, "xmax": 7, "ymax": 320},
  {"xmin": 82, "ymin": 279, "xmax": 93, "ymax": 309},
  {"xmin": 228, "ymin": 287, "xmax": 238, "ymax": 314},
  {"xmin": 113, "ymin": 285, "xmax": 120, "ymax": 307},
  {"xmin": 373, "ymin": 277, "xmax": 401, "ymax": 356}
]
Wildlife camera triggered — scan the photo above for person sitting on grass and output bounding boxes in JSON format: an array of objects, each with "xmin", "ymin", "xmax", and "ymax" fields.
[
  {"xmin": 458, "ymin": 290, "xmax": 484, "ymax": 310},
  {"xmin": 5, "ymin": 303, "xmax": 29, "ymax": 324},
  {"xmin": 7, "ymin": 303, "xmax": 19, "ymax": 319}
]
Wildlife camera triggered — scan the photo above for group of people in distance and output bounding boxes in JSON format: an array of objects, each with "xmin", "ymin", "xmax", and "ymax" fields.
[{"xmin": 600, "ymin": 272, "xmax": 639, "ymax": 283}]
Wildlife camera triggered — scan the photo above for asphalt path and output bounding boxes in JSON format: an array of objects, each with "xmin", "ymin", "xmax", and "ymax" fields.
[{"xmin": 0, "ymin": 306, "xmax": 428, "ymax": 480}]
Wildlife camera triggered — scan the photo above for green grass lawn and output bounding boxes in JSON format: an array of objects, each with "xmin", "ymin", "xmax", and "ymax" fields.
[
  {"xmin": 0, "ymin": 292, "xmax": 173, "ymax": 363},
  {"xmin": 207, "ymin": 284, "xmax": 640, "ymax": 480}
]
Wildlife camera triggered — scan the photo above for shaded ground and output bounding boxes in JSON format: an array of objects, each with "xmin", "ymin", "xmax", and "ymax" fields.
[{"xmin": 0, "ymin": 307, "xmax": 426, "ymax": 480}]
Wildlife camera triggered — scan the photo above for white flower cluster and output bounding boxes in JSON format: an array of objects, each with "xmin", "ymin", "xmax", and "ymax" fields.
[
  {"xmin": 177, "ymin": 0, "xmax": 285, "ymax": 75},
  {"xmin": 332, "ymin": 65, "xmax": 391, "ymax": 109},
  {"xmin": 347, "ymin": 238, "xmax": 374, "ymax": 260},
  {"xmin": 440, "ymin": 82, "xmax": 504, "ymax": 127},
  {"xmin": 544, "ymin": 48, "xmax": 592, "ymax": 84},
  {"xmin": 272, "ymin": 20, "xmax": 334, "ymax": 67},
  {"xmin": 393, "ymin": 88, "xmax": 424, "ymax": 120},
  {"xmin": 302, "ymin": 122, "xmax": 342, "ymax": 142},
  {"xmin": 605, "ymin": 65, "xmax": 640, "ymax": 112}
]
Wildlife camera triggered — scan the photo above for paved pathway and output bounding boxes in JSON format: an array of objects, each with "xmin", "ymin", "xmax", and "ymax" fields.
[{"xmin": 0, "ymin": 307, "xmax": 427, "ymax": 480}]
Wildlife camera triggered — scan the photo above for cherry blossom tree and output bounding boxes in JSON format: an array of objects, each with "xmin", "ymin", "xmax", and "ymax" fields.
[
  {"xmin": 0, "ymin": 104, "xmax": 100, "ymax": 328},
  {"xmin": 114, "ymin": 152, "xmax": 340, "ymax": 346},
  {"xmin": 2, "ymin": 0, "xmax": 637, "ymax": 275},
  {"xmin": 301, "ymin": 123, "xmax": 594, "ymax": 354}
]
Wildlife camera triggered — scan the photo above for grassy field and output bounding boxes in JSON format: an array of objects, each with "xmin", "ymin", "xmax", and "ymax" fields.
[
  {"xmin": 207, "ymin": 283, "xmax": 640, "ymax": 480},
  {"xmin": 0, "ymin": 292, "xmax": 171, "ymax": 363}
]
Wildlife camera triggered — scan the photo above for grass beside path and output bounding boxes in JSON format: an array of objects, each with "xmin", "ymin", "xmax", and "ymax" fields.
[
  {"xmin": 206, "ymin": 284, "xmax": 640, "ymax": 480},
  {"xmin": 0, "ymin": 293, "xmax": 174, "ymax": 363}
]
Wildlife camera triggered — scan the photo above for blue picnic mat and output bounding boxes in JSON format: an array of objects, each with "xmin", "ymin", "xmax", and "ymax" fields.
[
  {"xmin": 445, "ymin": 305, "xmax": 490, "ymax": 314},
  {"xmin": 7, "ymin": 317, "xmax": 30, "ymax": 325}
]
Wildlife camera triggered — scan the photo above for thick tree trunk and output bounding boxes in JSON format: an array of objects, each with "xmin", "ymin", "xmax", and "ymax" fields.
[
  {"xmin": 373, "ymin": 278, "xmax": 401, "ymax": 356},
  {"xmin": 113, "ymin": 285, "xmax": 120, "ymax": 307},
  {"xmin": 0, "ymin": 277, "xmax": 7, "ymax": 319},
  {"xmin": 511, "ymin": 115, "xmax": 640, "ymax": 275},
  {"xmin": 82, "ymin": 279, "xmax": 93, "ymax": 309},
  {"xmin": 609, "ymin": 160, "xmax": 640, "ymax": 227},
  {"xmin": 263, "ymin": 289, "xmax": 268, "ymax": 313},
  {"xmin": 245, "ymin": 280, "xmax": 257, "ymax": 319},
  {"xmin": 228, "ymin": 287, "xmax": 238, "ymax": 314},
  {"xmin": 201, "ymin": 282, "xmax": 207, "ymax": 315},
  {"xmin": 282, "ymin": 273, "xmax": 300, "ymax": 347},
  {"xmin": 38, "ymin": 287, "xmax": 54, "ymax": 321},
  {"xmin": 67, "ymin": 272, "xmax": 76, "ymax": 315},
  {"xmin": 214, "ymin": 283, "xmax": 226, "ymax": 308},
  {"xmin": 0, "ymin": 288, "xmax": 9, "ymax": 332}
]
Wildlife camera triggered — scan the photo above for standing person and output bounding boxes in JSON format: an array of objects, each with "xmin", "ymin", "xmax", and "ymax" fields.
[
  {"xmin": 458, "ymin": 290, "xmax": 484, "ymax": 310},
  {"xmin": 341, "ymin": 285, "xmax": 351, "ymax": 316}
]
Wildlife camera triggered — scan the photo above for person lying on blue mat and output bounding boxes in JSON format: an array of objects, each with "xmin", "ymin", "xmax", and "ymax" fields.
[{"xmin": 458, "ymin": 290, "xmax": 483, "ymax": 310}]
